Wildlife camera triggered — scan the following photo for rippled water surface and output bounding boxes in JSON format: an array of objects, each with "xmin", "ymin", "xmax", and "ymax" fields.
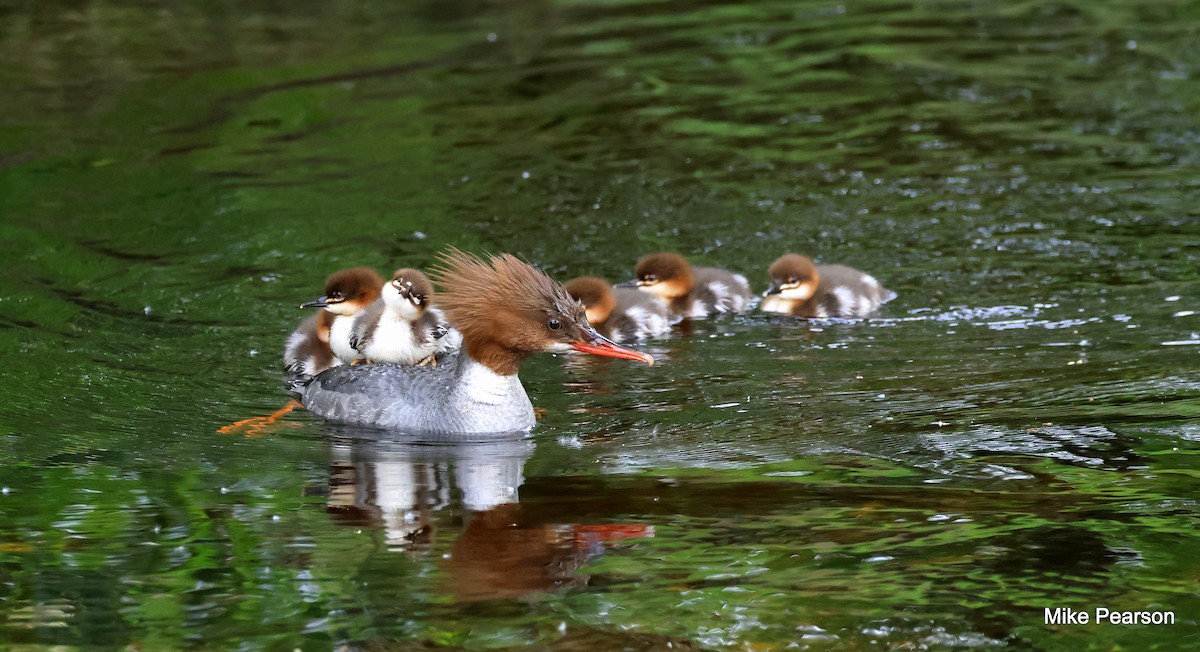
[{"xmin": 2, "ymin": 0, "xmax": 1200, "ymax": 649}]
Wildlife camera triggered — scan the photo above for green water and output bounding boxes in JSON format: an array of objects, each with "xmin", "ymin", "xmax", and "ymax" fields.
[{"xmin": 3, "ymin": 0, "xmax": 1200, "ymax": 649}]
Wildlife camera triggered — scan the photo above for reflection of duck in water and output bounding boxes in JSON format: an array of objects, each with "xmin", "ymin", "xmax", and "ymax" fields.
[
  {"xmin": 296, "ymin": 250, "xmax": 654, "ymax": 434},
  {"xmin": 323, "ymin": 431, "xmax": 653, "ymax": 600}
]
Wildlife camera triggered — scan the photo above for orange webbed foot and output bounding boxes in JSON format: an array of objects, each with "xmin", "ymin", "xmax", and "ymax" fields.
[{"xmin": 218, "ymin": 400, "xmax": 302, "ymax": 438}]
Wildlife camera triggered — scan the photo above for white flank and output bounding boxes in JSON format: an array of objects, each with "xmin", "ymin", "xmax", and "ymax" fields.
[
  {"xmin": 284, "ymin": 330, "xmax": 307, "ymax": 359},
  {"xmin": 832, "ymin": 287, "xmax": 858, "ymax": 316}
]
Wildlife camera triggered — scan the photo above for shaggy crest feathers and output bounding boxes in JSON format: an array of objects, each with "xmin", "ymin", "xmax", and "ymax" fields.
[{"xmin": 430, "ymin": 248, "xmax": 586, "ymax": 355}]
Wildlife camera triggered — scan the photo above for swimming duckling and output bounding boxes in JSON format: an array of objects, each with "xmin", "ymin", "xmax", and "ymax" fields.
[
  {"xmin": 633, "ymin": 252, "xmax": 752, "ymax": 319},
  {"xmin": 760, "ymin": 253, "xmax": 895, "ymax": 318},
  {"xmin": 564, "ymin": 276, "xmax": 670, "ymax": 342}
]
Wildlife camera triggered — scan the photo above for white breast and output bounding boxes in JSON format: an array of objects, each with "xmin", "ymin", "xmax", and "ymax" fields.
[
  {"xmin": 362, "ymin": 312, "xmax": 438, "ymax": 365},
  {"xmin": 329, "ymin": 316, "xmax": 362, "ymax": 362},
  {"xmin": 760, "ymin": 295, "xmax": 793, "ymax": 314}
]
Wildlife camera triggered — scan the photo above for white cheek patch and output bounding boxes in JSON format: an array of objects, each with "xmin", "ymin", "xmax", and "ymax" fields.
[
  {"xmin": 327, "ymin": 302, "xmax": 358, "ymax": 317},
  {"xmin": 778, "ymin": 283, "xmax": 816, "ymax": 301},
  {"xmin": 639, "ymin": 283, "xmax": 674, "ymax": 300},
  {"xmin": 546, "ymin": 341, "xmax": 573, "ymax": 353}
]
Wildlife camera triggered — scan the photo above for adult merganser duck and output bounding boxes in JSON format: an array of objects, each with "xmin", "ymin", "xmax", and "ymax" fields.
[
  {"xmin": 632, "ymin": 252, "xmax": 752, "ymax": 319},
  {"xmin": 283, "ymin": 310, "xmax": 336, "ymax": 377},
  {"xmin": 760, "ymin": 253, "xmax": 896, "ymax": 318},
  {"xmin": 294, "ymin": 250, "xmax": 654, "ymax": 434},
  {"xmin": 300, "ymin": 267, "xmax": 384, "ymax": 364},
  {"xmin": 564, "ymin": 276, "xmax": 671, "ymax": 343},
  {"xmin": 349, "ymin": 268, "xmax": 459, "ymax": 366}
]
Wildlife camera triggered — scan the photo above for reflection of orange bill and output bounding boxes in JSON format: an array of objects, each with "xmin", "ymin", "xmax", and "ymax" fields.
[{"xmin": 571, "ymin": 524, "xmax": 655, "ymax": 542}]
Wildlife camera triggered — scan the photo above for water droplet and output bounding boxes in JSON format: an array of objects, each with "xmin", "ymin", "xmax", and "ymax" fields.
[
  {"xmin": 143, "ymin": 305, "xmax": 152, "ymax": 315},
  {"xmin": 487, "ymin": 33, "xmax": 498, "ymax": 42}
]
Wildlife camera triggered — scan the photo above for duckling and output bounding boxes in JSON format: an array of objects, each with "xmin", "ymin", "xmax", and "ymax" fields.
[
  {"xmin": 301, "ymin": 267, "xmax": 384, "ymax": 364},
  {"xmin": 633, "ymin": 252, "xmax": 752, "ymax": 319},
  {"xmin": 760, "ymin": 253, "xmax": 895, "ymax": 318},
  {"xmin": 564, "ymin": 276, "xmax": 670, "ymax": 342},
  {"xmin": 283, "ymin": 310, "xmax": 336, "ymax": 377},
  {"xmin": 349, "ymin": 268, "xmax": 459, "ymax": 366}
]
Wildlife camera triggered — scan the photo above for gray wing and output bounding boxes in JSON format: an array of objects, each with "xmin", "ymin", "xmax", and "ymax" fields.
[
  {"xmin": 607, "ymin": 288, "xmax": 671, "ymax": 340},
  {"xmin": 692, "ymin": 267, "xmax": 753, "ymax": 313},
  {"xmin": 294, "ymin": 356, "xmax": 461, "ymax": 428},
  {"xmin": 815, "ymin": 264, "xmax": 892, "ymax": 317}
]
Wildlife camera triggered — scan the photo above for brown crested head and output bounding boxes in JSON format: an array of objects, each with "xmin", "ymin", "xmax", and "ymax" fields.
[
  {"xmin": 301, "ymin": 267, "xmax": 384, "ymax": 315},
  {"xmin": 431, "ymin": 248, "xmax": 653, "ymax": 375},
  {"xmin": 634, "ymin": 252, "xmax": 694, "ymax": 300},
  {"xmin": 766, "ymin": 253, "xmax": 820, "ymax": 299},
  {"xmin": 563, "ymin": 276, "xmax": 617, "ymax": 326},
  {"xmin": 389, "ymin": 267, "xmax": 434, "ymax": 307}
]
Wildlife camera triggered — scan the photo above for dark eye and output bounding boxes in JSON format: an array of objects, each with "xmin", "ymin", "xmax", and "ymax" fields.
[
  {"xmin": 331, "ymin": 291, "xmax": 346, "ymax": 300},
  {"xmin": 787, "ymin": 277, "xmax": 797, "ymax": 284},
  {"xmin": 644, "ymin": 274, "xmax": 657, "ymax": 282},
  {"xmin": 548, "ymin": 318, "xmax": 561, "ymax": 330}
]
